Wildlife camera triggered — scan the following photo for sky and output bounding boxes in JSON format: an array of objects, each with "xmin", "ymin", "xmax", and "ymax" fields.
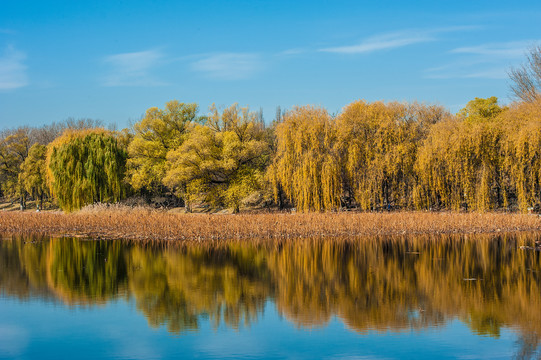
[{"xmin": 1, "ymin": 0, "xmax": 540, "ymax": 130}]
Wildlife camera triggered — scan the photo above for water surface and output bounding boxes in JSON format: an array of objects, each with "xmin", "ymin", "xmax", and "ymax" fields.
[{"xmin": 1, "ymin": 234, "xmax": 541, "ymax": 359}]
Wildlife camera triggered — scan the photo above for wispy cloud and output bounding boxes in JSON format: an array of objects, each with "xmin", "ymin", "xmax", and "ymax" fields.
[
  {"xmin": 0, "ymin": 45, "xmax": 28, "ymax": 90},
  {"xmin": 0, "ymin": 29, "xmax": 16, "ymax": 35},
  {"xmin": 426, "ymin": 40, "xmax": 536, "ymax": 79},
  {"xmin": 320, "ymin": 31, "xmax": 433, "ymax": 54},
  {"xmin": 451, "ymin": 40, "xmax": 534, "ymax": 58},
  {"xmin": 102, "ymin": 49, "xmax": 165, "ymax": 86},
  {"xmin": 279, "ymin": 48, "xmax": 307, "ymax": 56},
  {"xmin": 319, "ymin": 26, "xmax": 478, "ymax": 54},
  {"xmin": 426, "ymin": 66, "xmax": 509, "ymax": 80},
  {"xmin": 191, "ymin": 53, "xmax": 263, "ymax": 80}
]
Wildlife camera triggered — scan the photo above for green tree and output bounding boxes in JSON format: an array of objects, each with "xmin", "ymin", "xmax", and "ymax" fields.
[
  {"xmin": 20, "ymin": 143, "xmax": 48, "ymax": 210},
  {"xmin": 46, "ymin": 129, "xmax": 127, "ymax": 212},
  {"xmin": 127, "ymin": 101, "xmax": 203, "ymax": 195},
  {"xmin": 458, "ymin": 96, "xmax": 506, "ymax": 122},
  {"xmin": 0, "ymin": 128, "xmax": 31, "ymax": 209},
  {"xmin": 164, "ymin": 104, "xmax": 270, "ymax": 213}
]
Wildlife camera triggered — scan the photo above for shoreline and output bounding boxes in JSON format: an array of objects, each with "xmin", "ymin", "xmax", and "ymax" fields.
[{"xmin": 2, "ymin": 210, "xmax": 541, "ymax": 242}]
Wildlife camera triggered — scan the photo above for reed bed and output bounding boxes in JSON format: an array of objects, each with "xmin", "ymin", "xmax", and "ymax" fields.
[{"xmin": 2, "ymin": 209, "xmax": 541, "ymax": 242}]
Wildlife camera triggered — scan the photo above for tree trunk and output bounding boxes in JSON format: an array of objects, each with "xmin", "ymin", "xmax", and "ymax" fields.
[
  {"xmin": 278, "ymin": 184, "xmax": 285, "ymax": 210},
  {"xmin": 19, "ymin": 194, "xmax": 26, "ymax": 211}
]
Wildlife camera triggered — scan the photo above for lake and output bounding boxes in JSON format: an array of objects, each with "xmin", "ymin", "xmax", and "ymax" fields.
[{"xmin": 1, "ymin": 234, "xmax": 541, "ymax": 359}]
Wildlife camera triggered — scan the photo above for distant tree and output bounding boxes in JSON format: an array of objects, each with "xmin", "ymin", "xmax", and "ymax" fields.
[
  {"xmin": 0, "ymin": 127, "xmax": 31, "ymax": 208},
  {"xmin": 458, "ymin": 96, "xmax": 506, "ymax": 122},
  {"xmin": 30, "ymin": 122, "xmax": 65, "ymax": 145},
  {"xmin": 127, "ymin": 101, "xmax": 203, "ymax": 195},
  {"xmin": 20, "ymin": 143, "xmax": 48, "ymax": 210},
  {"xmin": 275, "ymin": 106, "xmax": 282, "ymax": 123},
  {"xmin": 509, "ymin": 45, "xmax": 541, "ymax": 103},
  {"xmin": 63, "ymin": 117, "xmax": 105, "ymax": 130},
  {"xmin": 46, "ymin": 129, "xmax": 127, "ymax": 212}
]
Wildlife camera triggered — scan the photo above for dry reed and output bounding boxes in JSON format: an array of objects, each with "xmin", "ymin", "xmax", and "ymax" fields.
[{"xmin": 2, "ymin": 209, "xmax": 541, "ymax": 242}]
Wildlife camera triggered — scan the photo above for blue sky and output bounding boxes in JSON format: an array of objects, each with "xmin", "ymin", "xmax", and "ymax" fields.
[{"xmin": 1, "ymin": 0, "xmax": 540, "ymax": 129}]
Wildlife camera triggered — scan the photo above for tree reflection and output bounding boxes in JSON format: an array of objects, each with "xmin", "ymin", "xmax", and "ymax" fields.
[{"xmin": 1, "ymin": 233, "xmax": 540, "ymax": 352}]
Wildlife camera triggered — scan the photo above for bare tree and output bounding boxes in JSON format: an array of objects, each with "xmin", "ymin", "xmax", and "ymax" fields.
[
  {"xmin": 64, "ymin": 117, "xmax": 104, "ymax": 130},
  {"xmin": 509, "ymin": 45, "xmax": 541, "ymax": 102}
]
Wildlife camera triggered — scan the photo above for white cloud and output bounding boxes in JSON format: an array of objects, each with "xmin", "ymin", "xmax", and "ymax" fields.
[
  {"xmin": 191, "ymin": 53, "xmax": 263, "ymax": 80},
  {"xmin": 426, "ymin": 66, "xmax": 508, "ymax": 80},
  {"xmin": 102, "ymin": 49, "xmax": 165, "ymax": 86},
  {"xmin": 426, "ymin": 40, "xmax": 536, "ymax": 79},
  {"xmin": 462, "ymin": 69, "xmax": 509, "ymax": 79},
  {"xmin": 0, "ymin": 45, "xmax": 28, "ymax": 90},
  {"xmin": 319, "ymin": 26, "xmax": 479, "ymax": 54},
  {"xmin": 451, "ymin": 40, "xmax": 534, "ymax": 58},
  {"xmin": 320, "ymin": 31, "xmax": 434, "ymax": 54}
]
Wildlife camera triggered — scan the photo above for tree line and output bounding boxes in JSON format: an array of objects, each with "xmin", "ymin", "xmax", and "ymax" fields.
[{"xmin": 1, "ymin": 47, "xmax": 540, "ymax": 213}]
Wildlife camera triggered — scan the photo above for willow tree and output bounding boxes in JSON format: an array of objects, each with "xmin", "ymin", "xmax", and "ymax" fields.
[
  {"xmin": 268, "ymin": 106, "xmax": 340, "ymax": 212},
  {"xmin": 164, "ymin": 104, "xmax": 270, "ymax": 213},
  {"xmin": 46, "ymin": 129, "xmax": 127, "ymax": 212},
  {"xmin": 19, "ymin": 143, "xmax": 48, "ymax": 210},
  {"xmin": 415, "ymin": 97, "xmax": 506, "ymax": 211},
  {"xmin": 498, "ymin": 99, "xmax": 541, "ymax": 211},
  {"xmin": 127, "ymin": 100, "xmax": 203, "ymax": 194},
  {"xmin": 334, "ymin": 101, "xmax": 443, "ymax": 210}
]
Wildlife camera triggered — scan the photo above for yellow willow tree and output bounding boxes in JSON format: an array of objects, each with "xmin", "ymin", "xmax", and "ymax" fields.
[
  {"xmin": 335, "ymin": 101, "xmax": 444, "ymax": 210},
  {"xmin": 268, "ymin": 106, "xmax": 341, "ymax": 212},
  {"xmin": 499, "ymin": 99, "xmax": 541, "ymax": 211},
  {"xmin": 164, "ymin": 104, "xmax": 270, "ymax": 213},
  {"xmin": 46, "ymin": 129, "xmax": 127, "ymax": 212},
  {"xmin": 127, "ymin": 101, "xmax": 203, "ymax": 195},
  {"xmin": 415, "ymin": 97, "xmax": 506, "ymax": 211}
]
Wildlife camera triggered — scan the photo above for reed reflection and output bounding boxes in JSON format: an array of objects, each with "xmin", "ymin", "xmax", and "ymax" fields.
[{"xmin": 1, "ymin": 234, "xmax": 540, "ymax": 344}]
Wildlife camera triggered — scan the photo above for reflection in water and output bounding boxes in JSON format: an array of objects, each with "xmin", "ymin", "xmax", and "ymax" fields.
[{"xmin": 1, "ymin": 234, "xmax": 541, "ymax": 356}]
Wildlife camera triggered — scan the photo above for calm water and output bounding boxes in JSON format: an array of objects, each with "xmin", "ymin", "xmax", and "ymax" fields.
[{"xmin": 1, "ymin": 234, "xmax": 541, "ymax": 359}]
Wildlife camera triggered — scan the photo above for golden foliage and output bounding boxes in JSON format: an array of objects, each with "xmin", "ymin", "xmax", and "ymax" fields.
[
  {"xmin": 269, "ymin": 106, "xmax": 340, "ymax": 212},
  {"xmin": 417, "ymin": 98, "xmax": 541, "ymax": 212},
  {"xmin": 126, "ymin": 101, "xmax": 201, "ymax": 193},
  {"xmin": 5, "ymin": 96, "xmax": 541, "ymax": 213},
  {"xmin": 164, "ymin": 104, "xmax": 269, "ymax": 212},
  {"xmin": 336, "ymin": 101, "xmax": 445, "ymax": 210}
]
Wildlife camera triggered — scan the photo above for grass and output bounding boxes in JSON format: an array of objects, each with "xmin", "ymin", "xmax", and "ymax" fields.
[{"xmin": 1, "ymin": 206, "xmax": 541, "ymax": 242}]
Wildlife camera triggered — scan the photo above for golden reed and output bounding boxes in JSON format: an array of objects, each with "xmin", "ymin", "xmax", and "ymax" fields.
[{"xmin": 1, "ymin": 208, "xmax": 541, "ymax": 242}]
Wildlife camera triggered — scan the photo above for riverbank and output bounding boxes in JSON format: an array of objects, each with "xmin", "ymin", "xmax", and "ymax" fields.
[{"xmin": 1, "ymin": 208, "xmax": 541, "ymax": 242}]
